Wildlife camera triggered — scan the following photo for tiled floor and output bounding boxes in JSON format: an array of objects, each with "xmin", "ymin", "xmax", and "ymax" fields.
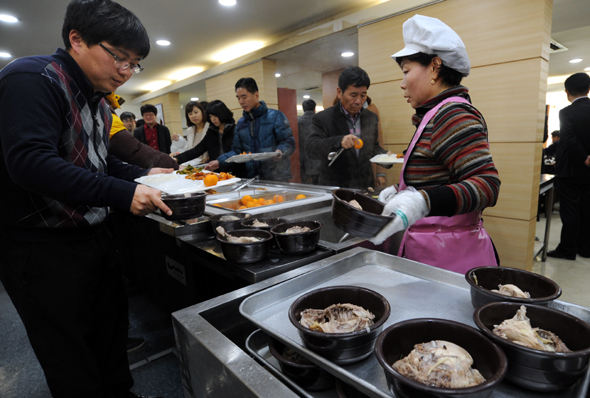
[{"xmin": 0, "ymin": 280, "xmax": 184, "ymax": 398}]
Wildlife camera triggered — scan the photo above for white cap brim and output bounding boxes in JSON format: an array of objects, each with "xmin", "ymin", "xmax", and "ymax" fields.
[{"xmin": 390, "ymin": 43, "xmax": 430, "ymax": 60}]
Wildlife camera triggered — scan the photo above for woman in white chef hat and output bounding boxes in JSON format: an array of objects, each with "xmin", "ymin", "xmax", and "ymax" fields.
[{"xmin": 369, "ymin": 15, "xmax": 500, "ymax": 274}]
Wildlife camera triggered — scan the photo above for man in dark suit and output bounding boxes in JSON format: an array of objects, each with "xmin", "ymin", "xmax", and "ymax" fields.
[
  {"xmin": 298, "ymin": 99, "xmax": 321, "ymax": 184},
  {"xmin": 305, "ymin": 66, "xmax": 389, "ymax": 190},
  {"xmin": 133, "ymin": 103, "xmax": 172, "ymax": 154},
  {"xmin": 548, "ymin": 73, "xmax": 590, "ymax": 260}
]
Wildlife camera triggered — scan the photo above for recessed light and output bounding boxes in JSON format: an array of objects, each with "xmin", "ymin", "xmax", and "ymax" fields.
[
  {"xmin": 585, "ymin": 67, "xmax": 590, "ymax": 71},
  {"xmin": 142, "ymin": 80, "xmax": 171, "ymax": 92},
  {"xmin": 303, "ymin": 95, "xmax": 310, "ymax": 99},
  {"xmin": 275, "ymin": 73, "xmax": 281, "ymax": 78},
  {"xmin": 0, "ymin": 52, "xmax": 11, "ymax": 58},
  {"xmin": 0, "ymin": 14, "xmax": 19, "ymax": 23},
  {"xmin": 341, "ymin": 51, "xmax": 354, "ymax": 58},
  {"xmin": 569, "ymin": 58, "xmax": 583, "ymax": 64},
  {"xmin": 191, "ymin": 97, "xmax": 199, "ymax": 101},
  {"xmin": 156, "ymin": 40, "xmax": 171, "ymax": 46},
  {"xmin": 219, "ymin": 0, "xmax": 236, "ymax": 6}
]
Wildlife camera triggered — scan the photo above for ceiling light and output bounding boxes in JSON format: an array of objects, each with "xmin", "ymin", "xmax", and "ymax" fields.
[
  {"xmin": 156, "ymin": 40, "xmax": 171, "ymax": 46},
  {"xmin": 142, "ymin": 80, "xmax": 171, "ymax": 92},
  {"xmin": 0, "ymin": 52, "xmax": 11, "ymax": 58},
  {"xmin": 585, "ymin": 67, "xmax": 590, "ymax": 71},
  {"xmin": 569, "ymin": 58, "xmax": 583, "ymax": 63},
  {"xmin": 341, "ymin": 51, "xmax": 354, "ymax": 57},
  {"xmin": 0, "ymin": 14, "xmax": 19, "ymax": 23},
  {"xmin": 275, "ymin": 73, "xmax": 281, "ymax": 78},
  {"xmin": 303, "ymin": 95, "xmax": 310, "ymax": 99},
  {"xmin": 212, "ymin": 41, "xmax": 265, "ymax": 63},
  {"xmin": 168, "ymin": 67, "xmax": 204, "ymax": 81},
  {"xmin": 191, "ymin": 97, "xmax": 199, "ymax": 101},
  {"xmin": 219, "ymin": 0, "xmax": 237, "ymax": 5}
]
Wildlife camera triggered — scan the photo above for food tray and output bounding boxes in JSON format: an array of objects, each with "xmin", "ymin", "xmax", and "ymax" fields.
[
  {"xmin": 245, "ymin": 329, "xmax": 338, "ymax": 398},
  {"xmin": 369, "ymin": 154, "xmax": 403, "ymax": 166},
  {"xmin": 135, "ymin": 171, "xmax": 240, "ymax": 195},
  {"xmin": 226, "ymin": 152, "xmax": 278, "ymax": 163},
  {"xmin": 239, "ymin": 249, "xmax": 590, "ymax": 398}
]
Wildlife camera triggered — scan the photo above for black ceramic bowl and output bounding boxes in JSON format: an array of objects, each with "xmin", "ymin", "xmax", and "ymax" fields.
[
  {"xmin": 161, "ymin": 191, "xmax": 206, "ymax": 221},
  {"xmin": 241, "ymin": 217, "xmax": 288, "ymax": 232},
  {"xmin": 331, "ymin": 189, "xmax": 394, "ymax": 238},
  {"xmin": 270, "ymin": 220, "xmax": 322, "ymax": 255},
  {"xmin": 375, "ymin": 318, "xmax": 507, "ymax": 398},
  {"xmin": 474, "ymin": 302, "xmax": 590, "ymax": 392},
  {"xmin": 268, "ymin": 337, "xmax": 335, "ymax": 391},
  {"xmin": 209, "ymin": 212, "xmax": 252, "ymax": 234},
  {"xmin": 465, "ymin": 266, "xmax": 561, "ymax": 309},
  {"xmin": 216, "ymin": 229, "xmax": 273, "ymax": 264},
  {"xmin": 288, "ymin": 286, "xmax": 390, "ymax": 365}
]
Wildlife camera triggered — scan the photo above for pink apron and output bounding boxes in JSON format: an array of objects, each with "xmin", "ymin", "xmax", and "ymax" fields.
[{"xmin": 397, "ymin": 96, "xmax": 498, "ymax": 274}]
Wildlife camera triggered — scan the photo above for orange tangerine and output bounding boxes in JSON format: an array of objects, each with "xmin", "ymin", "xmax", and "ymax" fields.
[
  {"xmin": 354, "ymin": 138, "xmax": 363, "ymax": 149},
  {"xmin": 213, "ymin": 203, "xmax": 222, "ymax": 207},
  {"xmin": 203, "ymin": 174, "xmax": 218, "ymax": 187},
  {"xmin": 295, "ymin": 194, "xmax": 306, "ymax": 200},
  {"xmin": 241, "ymin": 195, "xmax": 253, "ymax": 205},
  {"xmin": 273, "ymin": 195, "xmax": 284, "ymax": 203},
  {"xmin": 246, "ymin": 201, "xmax": 257, "ymax": 208},
  {"xmin": 238, "ymin": 205, "xmax": 247, "ymax": 210},
  {"xmin": 258, "ymin": 198, "xmax": 266, "ymax": 205}
]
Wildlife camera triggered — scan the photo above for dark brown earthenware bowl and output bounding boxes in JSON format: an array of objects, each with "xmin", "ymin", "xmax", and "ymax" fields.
[
  {"xmin": 474, "ymin": 302, "xmax": 590, "ymax": 392},
  {"xmin": 288, "ymin": 286, "xmax": 390, "ymax": 365},
  {"xmin": 465, "ymin": 266, "xmax": 561, "ymax": 309},
  {"xmin": 209, "ymin": 212, "xmax": 252, "ymax": 234},
  {"xmin": 270, "ymin": 220, "xmax": 322, "ymax": 255},
  {"xmin": 216, "ymin": 229, "xmax": 272, "ymax": 264},
  {"xmin": 375, "ymin": 318, "xmax": 507, "ymax": 398},
  {"xmin": 161, "ymin": 191, "xmax": 207, "ymax": 221},
  {"xmin": 331, "ymin": 189, "xmax": 394, "ymax": 238},
  {"xmin": 268, "ymin": 337, "xmax": 335, "ymax": 391}
]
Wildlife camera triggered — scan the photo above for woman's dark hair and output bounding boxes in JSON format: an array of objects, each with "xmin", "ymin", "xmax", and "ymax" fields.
[
  {"xmin": 185, "ymin": 101, "xmax": 207, "ymax": 128},
  {"xmin": 235, "ymin": 77, "xmax": 259, "ymax": 94},
  {"xmin": 396, "ymin": 53, "xmax": 463, "ymax": 86},
  {"xmin": 62, "ymin": 0, "xmax": 150, "ymax": 58},
  {"xmin": 338, "ymin": 66, "xmax": 370, "ymax": 92},
  {"xmin": 140, "ymin": 104, "xmax": 157, "ymax": 116},
  {"xmin": 207, "ymin": 100, "xmax": 235, "ymax": 125}
]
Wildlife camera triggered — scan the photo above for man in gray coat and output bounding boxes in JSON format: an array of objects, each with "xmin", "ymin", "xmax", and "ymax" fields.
[
  {"xmin": 298, "ymin": 99, "xmax": 321, "ymax": 184},
  {"xmin": 305, "ymin": 66, "xmax": 388, "ymax": 189}
]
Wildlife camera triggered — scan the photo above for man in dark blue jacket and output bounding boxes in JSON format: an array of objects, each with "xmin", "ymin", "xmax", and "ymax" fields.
[
  {"xmin": 0, "ymin": 1, "xmax": 170, "ymax": 397},
  {"xmin": 206, "ymin": 77, "xmax": 295, "ymax": 181}
]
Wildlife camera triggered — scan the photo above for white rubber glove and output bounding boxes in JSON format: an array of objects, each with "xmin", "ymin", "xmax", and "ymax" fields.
[
  {"xmin": 378, "ymin": 185, "xmax": 398, "ymax": 203},
  {"xmin": 369, "ymin": 187, "xmax": 429, "ymax": 245}
]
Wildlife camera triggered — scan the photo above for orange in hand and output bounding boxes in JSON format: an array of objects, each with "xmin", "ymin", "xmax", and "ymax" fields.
[
  {"xmin": 203, "ymin": 174, "xmax": 218, "ymax": 187},
  {"xmin": 354, "ymin": 138, "xmax": 363, "ymax": 149}
]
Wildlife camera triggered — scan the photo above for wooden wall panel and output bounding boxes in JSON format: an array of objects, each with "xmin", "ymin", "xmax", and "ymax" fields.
[
  {"xmin": 142, "ymin": 92, "xmax": 182, "ymax": 137},
  {"xmin": 359, "ymin": 0, "xmax": 551, "ymax": 84},
  {"xmin": 205, "ymin": 59, "xmax": 278, "ymax": 116},
  {"xmin": 322, "ymin": 69, "xmax": 344, "ymax": 109},
  {"xmin": 484, "ymin": 216, "xmax": 537, "ymax": 271}
]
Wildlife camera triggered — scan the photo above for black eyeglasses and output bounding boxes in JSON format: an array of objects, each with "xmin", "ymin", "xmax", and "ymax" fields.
[{"xmin": 99, "ymin": 43, "xmax": 143, "ymax": 74}]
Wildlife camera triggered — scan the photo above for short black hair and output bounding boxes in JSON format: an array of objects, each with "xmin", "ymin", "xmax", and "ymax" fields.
[
  {"xmin": 302, "ymin": 99, "xmax": 316, "ymax": 112},
  {"xmin": 62, "ymin": 0, "xmax": 150, "ymax": 59},
  {"xmin": 184, "ymin": 101, "xmax": 207, "ymax": 127},
  {"xmin": 338, "ymin": 66, "xmax": 370, "ymax": 93},
  {"xmin": 551, "ymin": 130, "xmax": 560, "ymax": 138},
  {"xmin": 207, "ymin": 100, "xmax": 235, "ymax": 125},
  {"xmin": 564, "ymin": 73, "xmax": 590, "ymax": 97},
  {"xmin": 396, "ymin": 52, "xmax": 463, "ymax": 87},
  {"xmin": 119, "ymin": 111, "xmax": 135, "ymax": 121},
  {"xmin": 235, "ymin": 77, "xmax": 259, "ymax": 94},
  {"xmin": 140, "ymin": 104, "xmax": 157, "ymax": 116}
]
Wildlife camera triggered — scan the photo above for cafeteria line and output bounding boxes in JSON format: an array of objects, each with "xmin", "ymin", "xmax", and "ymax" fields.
[{"xmin": 2, "ymin": 0, "xmax": 590, "ymax": 397}]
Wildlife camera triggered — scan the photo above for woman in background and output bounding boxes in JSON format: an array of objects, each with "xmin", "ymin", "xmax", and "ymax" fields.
[
  {"xmin": 174, "ymin": 100, "xmax": 236, "ymax": 173},
  {"xmin": 171, "ymin": 101, "xmax": 210, "ymax": 162},
  {"xmin": 370, "ymin": 15, "xmax": 500, "ymax": 274}
]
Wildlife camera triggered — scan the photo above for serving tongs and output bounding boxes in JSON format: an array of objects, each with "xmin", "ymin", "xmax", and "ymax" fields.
[{"xmin": 230, "ymin": 176, "xmax": 258, "ymax": 192}]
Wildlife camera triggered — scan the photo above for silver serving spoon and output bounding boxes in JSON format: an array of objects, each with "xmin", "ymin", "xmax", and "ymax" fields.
[{"xmin": 327, "ymin": 148, "xmax": 345, "ymax": 167}]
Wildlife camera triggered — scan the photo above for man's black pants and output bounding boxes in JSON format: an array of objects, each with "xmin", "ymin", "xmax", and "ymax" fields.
[
  {"xmin": 555, "ymin": 178, "xmax": 590, "ymax": 257},
  {"xmin": 0, "ymin": 225, "xmax": 133, "ymax": 398}
]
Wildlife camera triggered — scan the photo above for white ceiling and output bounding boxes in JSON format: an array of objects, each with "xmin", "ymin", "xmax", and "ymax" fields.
[{"xmin": 1, "ymin": 0, "xmax": 588, "ymax": 104}]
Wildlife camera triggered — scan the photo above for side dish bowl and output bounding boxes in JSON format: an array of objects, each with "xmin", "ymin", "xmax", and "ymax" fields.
[
  {"xmin": 270, "ymin": 220, "xmax": 322, "ymax": 255},
  {"xmin": 331, "ymin": 189, "xmax": 394, "ymax": 238}
]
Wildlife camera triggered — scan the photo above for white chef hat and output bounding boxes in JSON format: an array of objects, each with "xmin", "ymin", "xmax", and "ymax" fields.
[{"xmin": 390, "ymin": 14, "xmax": 470, "ymax": 77}]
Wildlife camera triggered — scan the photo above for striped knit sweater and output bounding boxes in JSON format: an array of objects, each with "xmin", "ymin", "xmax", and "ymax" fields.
[{"xmin": 404, "ymin": 86, "xmax": 500, "ymax": 217}]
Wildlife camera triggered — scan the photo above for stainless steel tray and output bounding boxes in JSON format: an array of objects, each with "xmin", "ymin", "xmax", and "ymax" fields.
[
  {"xmin": 245, "ymin": 329, "xmax": 338, "ymax": 398},
  {"xmin": 239, "ymin": 248, "xmax": 590, "ymax": 398}
]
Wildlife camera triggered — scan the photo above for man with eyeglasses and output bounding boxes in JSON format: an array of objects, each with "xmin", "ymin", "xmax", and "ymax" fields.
[
  {"xmin": 133, "ymin": 104, "xmax": 172, "ymax": 154},
  {"xmin": 0, "ymin": 1, "xmax": 170, "ymax": 397}
]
